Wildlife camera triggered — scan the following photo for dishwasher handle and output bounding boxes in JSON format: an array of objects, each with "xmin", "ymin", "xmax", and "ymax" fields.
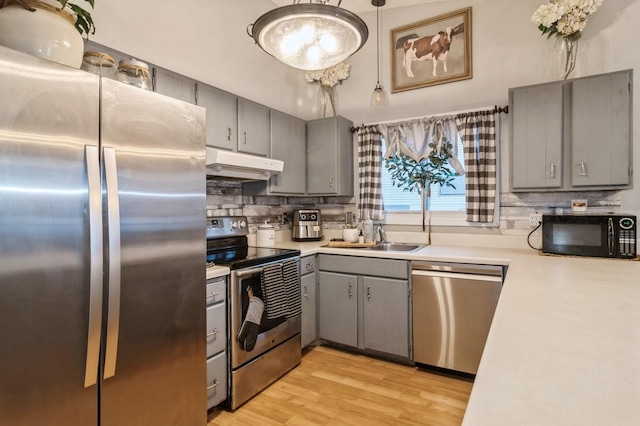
[
  {"xmin": 412, "ymin": 269, "xmax": 503, "ymax": 283},
  {"xmin": 412, "ymin": 261, "xmax": 503, "ymax": 277}
]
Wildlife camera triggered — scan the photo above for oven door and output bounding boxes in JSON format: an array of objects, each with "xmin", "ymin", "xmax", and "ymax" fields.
[
  {"xmin": 542, "ymin": 215, "xmax": 612, "ymax": 257},
  {"xmin": 230, "ymin": 260, "xmax": 301, "ymax": 368}
]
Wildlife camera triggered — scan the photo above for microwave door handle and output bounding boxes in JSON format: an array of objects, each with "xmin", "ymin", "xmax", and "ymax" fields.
[{"xmin": 608, "ymin": 218, "xmax": 615, "ymax": 256}]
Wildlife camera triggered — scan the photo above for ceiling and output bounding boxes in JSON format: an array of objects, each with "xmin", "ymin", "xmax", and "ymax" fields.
[{"xmin": 270, "ymin": 0, "xmax": 440, "ymax": 13}]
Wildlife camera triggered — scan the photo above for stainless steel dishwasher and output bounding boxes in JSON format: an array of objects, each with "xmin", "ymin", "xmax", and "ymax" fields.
[{"xmin": 412, "ymin": 261, "xmax": 504, "ymax": 375}]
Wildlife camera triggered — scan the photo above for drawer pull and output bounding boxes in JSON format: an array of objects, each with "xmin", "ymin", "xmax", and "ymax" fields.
[
  {"xmin": 207, "ymin": 380, "xmax": 220, "ymax": 391},
  {"xmin": 206, "ymin": 328, "xmax": 219, "ymax": 338},
  {"xmin": 206, "ymin": 292, "xmax": 218, "ymax": 299}
]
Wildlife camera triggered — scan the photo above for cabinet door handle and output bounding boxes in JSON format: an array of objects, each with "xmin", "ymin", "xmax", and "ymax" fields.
[
  {"xmin": 579, "ymin": 161, "xmax": 587, "ymax": 176},
  {"xmin": 550, "ymin": 163, "xmax": 556, "ymax": 178},
  {"xmin": 367, "ymin": 286, "xmax": 371, "ymax": 301},
  {"xmin": 348, "ymin": 282, "xmax": 352, "ymax": 299},
  {"xmin": 206, "ymin": 328, "xmax": 219, "ymax": 338},
  {"xmin": 207, "ymin": 380, "xmax": 220, "ymax": 391},
  {"xmin": 303, "ymin": 285, "xmax": 308, "ymax": 298},
  {"xmin": 243, "ymin": 130, "xmax": 247, "ymax": 144},
  {"xmin": 329, "ymin": 176, "xmax": 334, "ymax": 188},
  {"xmin": 227, "ymin": 126, "xmax": 232, "ymax": 141},
  {"xmin": 273, "ymin": 173, "xmax": 278, "ymax": 186}
]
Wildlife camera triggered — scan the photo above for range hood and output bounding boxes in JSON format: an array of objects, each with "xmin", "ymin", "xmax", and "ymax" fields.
[{"xmin": 205, "ymin": 147, "xmax": 284, "ymax": 181}]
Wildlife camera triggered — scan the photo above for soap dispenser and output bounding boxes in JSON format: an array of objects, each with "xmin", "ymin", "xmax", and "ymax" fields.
[{"xmin": 363, "ymin": 212, "xmax": 374, "ymax": 243}]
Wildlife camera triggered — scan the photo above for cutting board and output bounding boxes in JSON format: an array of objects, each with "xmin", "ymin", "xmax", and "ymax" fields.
[{"xmin": 327, "ymin": 240, "xmax": 376, "ymax": 248}]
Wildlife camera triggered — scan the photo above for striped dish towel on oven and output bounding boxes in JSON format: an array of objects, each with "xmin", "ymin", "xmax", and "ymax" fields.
[
  {"xmin": 283, "ymin": 259, "xmax": 301, "ymax": 319},
  {"xmin": 260, "ymin": 263, "xmax": 288, "ymax": 319}
]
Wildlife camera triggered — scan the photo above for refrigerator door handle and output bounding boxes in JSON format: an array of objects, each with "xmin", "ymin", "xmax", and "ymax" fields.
[
  {"xmin": 84, "ymin": 145, "xmax": 104, "ymax": 388},
  {"xmin": 103, "ymin": 147, "xmax": 122, "ymax": 380}
]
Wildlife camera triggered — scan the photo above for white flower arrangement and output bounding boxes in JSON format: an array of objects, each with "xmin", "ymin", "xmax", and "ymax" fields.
[
  {"xmin": 532, "ymin": 0, "xmax": 603, "ymax": 38},
  {"xmin": 304, "ymin": 62, "xmax": 350, "ymax": 87}
]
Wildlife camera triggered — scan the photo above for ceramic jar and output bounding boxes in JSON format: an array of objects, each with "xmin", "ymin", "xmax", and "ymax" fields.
[
  {"xmin": 0, "ymin": 0, "xmax": 83, "ymax": 68},
  {"xmin": 256, "ymin": 223, "xmax": 275, "ymax": 247}
]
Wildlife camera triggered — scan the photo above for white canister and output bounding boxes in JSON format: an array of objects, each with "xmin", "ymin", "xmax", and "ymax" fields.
[{"xmin": 256, "ymin": 222, "xmax": 275, "ymax": 247}]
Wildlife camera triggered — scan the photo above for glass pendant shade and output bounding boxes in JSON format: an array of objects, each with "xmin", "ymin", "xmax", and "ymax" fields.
[
  {"xmin": 371, "ymin": 82, "xmax": 389, "ymax": 108},
  {"xmin": 249, "ymin": 4, "xmax": 368, "ymax": 71}
]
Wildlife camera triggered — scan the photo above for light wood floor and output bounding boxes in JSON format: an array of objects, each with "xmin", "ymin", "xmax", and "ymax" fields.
[{"xmin": 207, "ymin": 345, "xmax": 473, "ymax": 426}]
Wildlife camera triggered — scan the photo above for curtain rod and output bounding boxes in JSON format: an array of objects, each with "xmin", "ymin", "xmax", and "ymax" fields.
[{"xmin": 350, "ymin": 104, "xmax": 508, "ymax": 133}]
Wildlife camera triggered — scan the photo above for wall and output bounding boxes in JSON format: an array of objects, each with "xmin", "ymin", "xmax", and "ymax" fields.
[{"xmin": 92, "ymin": 0, "xmax": 639, "ymax": 241}]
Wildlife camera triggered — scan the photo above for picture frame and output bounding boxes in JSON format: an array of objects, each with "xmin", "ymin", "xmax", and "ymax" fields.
[{"xmin": 391, "ymin": 7, "xmax": 472, "ymax": 93}]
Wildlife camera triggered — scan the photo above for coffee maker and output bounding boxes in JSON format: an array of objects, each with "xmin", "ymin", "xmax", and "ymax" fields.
[{"xmin": 291, "ymin": 209, "xmax": 323, "ymax": 241}]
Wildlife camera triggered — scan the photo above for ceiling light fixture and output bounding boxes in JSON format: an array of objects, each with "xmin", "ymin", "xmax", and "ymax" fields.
[
  {"xmin": 370, "ymin": 0, "xmax": 389, "ymax": 108},
  {"xmin": 248, "ymin": 1, "xmax": 368, "ymax": 71}
]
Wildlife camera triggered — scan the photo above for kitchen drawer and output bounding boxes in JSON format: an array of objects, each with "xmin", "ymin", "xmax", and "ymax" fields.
[
  {"xmin": 206, "ymin": 303, "xmax": 226, "ymax": 357},
  {"xmin": 206, "ymin": 277, "xmax": 226, "ymax": 306},
  {"xmin": 319, "ymin": 254, "xmax": 409, "ymax": 280},
  {"xmin": 300, "ymin": 255, "xmax": 316, "ymax": 276},
  {"xmin": 207, "ymin": 351, "xmax": 227, "ymax": 409}
]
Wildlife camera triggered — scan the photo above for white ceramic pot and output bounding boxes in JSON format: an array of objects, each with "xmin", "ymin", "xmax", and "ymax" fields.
[
  {"xmin": 342, "ymin": 228, "xmax": 359, "ymax": 243},
  {"xmin": 256, "ymin": 223, "xmax": 275, "ymax": 247},
  {"xmin": 0, "ymin": 0, "xmax": 83, "ymax": 68}
]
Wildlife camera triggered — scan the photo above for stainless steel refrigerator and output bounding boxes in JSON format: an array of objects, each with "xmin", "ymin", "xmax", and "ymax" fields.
[{"xmin": 0, "ymin": 46, "xmax": 207, "ymax": 425}]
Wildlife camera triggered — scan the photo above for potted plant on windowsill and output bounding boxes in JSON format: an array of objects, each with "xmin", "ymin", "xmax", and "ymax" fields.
[
  {"xmin": 0, "ymin": 0, "xmax": 96, "ymax": 69},
  {"xmin": 385, "ymin": 138, "xmax": 458, "ymax": 244}
]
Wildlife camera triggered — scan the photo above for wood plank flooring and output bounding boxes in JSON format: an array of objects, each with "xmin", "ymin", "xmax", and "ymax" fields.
[{"xmin": 207, "ymin": 346, "xmax": 473, "ymax": 426}]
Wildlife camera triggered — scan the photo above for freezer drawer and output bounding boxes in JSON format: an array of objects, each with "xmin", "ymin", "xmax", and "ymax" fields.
[
  {"xmin": 412, "ymin": 265, "xmax": 502, "ymax": 374},
  {"xmin": 207, "ymin": 351, "xmax": 227, "ymax": 409}
]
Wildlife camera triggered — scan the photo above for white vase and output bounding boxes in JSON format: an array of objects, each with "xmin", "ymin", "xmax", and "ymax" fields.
[{"xmin": 0, "ymin": 0, "xmax": 83, "ymax": 69}]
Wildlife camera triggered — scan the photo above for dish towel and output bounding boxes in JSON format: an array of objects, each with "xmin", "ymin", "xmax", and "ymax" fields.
[
  {"xmin": 260, "ymin": 263, "xmax": 288, "ymax": 319},
  {"xmin": 283, "ymin": 259, "xmax": 301, "ymax": 319}
]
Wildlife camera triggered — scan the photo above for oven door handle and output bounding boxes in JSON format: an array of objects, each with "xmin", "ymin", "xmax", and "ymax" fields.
[{"xmin": 235, "ymin": 266, "xmax": 265, "ymax": 278}]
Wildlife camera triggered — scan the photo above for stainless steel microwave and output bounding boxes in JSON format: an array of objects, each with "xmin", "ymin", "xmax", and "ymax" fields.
[{"xmin": 542, "ymin": 215, "xmax": 637, "ymax": 259}]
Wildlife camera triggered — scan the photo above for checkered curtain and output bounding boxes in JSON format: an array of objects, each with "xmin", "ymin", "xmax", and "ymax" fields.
[
  {"xmin": 455, "ymin": 111, "xmax": 497, "ymax": 223},
  {"xmin": 357, "ymin": 125, "xmax": 384, "ymax": 221}
]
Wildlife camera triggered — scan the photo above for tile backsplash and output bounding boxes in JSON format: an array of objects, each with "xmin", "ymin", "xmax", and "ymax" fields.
[{"xmin": 207, "ymin": 178, "xmax": 622, "ymax": 237}]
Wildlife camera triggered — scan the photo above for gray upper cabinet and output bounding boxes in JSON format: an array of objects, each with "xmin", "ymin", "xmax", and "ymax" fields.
[
  {"xmin": 245, "ymin": 110, "xmax": 306, "ymax": 195},
  {"xmin": 237, "ymin": 98, "xmax": 270, "ymax": 156},
  {"xmin": 270, "ymin": 111, "xmax": 306, "ymax": 194},
  {"xmin": 307, "ymin": 116, "xmax": 354, "ymax": 196},
  {"xmin": 510, "ymin": 69, "xmax": 632, "ymax": 192},
  {"xmin": 510, "ymin": 83, "xmax": 563, "ymax": 190},
  {"xmin": 571, "ymin": 72, "xmax": 631, "ymax": 187},
  {"xmin": 196, "ymin": 84, "xmax": 238, "ymax": 151},
  {"xmin": 152, "ymin": 67, "xmax": 196, "ymax": 104}
]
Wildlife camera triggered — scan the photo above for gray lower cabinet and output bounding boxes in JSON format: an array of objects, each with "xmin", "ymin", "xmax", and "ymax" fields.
[
  {"xmin": 300, "ymin": 255, "xmax": 318, "ymax": 348},
  {"xmin": 510, "ymin": 69, "xmax": 632, "ymax": 192},
  {"xmin": 318, "ymin": 255, "xmax": 410, "ymax": 359},
  {"xmin": 307, "ymin": 116, "xmax": 354, "ymax": 196},
  {"xmin": 206, "ymin": 276, "xmax": 228, "ymax": 409}
]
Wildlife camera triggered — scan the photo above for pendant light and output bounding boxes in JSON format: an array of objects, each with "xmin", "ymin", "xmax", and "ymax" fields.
[
  {"xmin": 370, "ymin": 0, "xmax": 389, "ymax": 108},
  {"xmin": 248, "ymin": 1, "xmax": 368, "ymax": 71}
]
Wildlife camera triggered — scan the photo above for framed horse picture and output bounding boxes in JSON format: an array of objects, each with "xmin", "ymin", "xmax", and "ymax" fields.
[{"xmin": 391, "ymin": 7, "xmax": 472, "ymax": 93}]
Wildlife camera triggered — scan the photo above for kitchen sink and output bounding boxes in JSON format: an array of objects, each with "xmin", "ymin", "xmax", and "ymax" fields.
[{"xmin": 366, "ymin": 242, "xmax": 426, "ymax": 252}]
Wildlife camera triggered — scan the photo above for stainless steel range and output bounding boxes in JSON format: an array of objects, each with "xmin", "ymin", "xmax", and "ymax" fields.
[{"xmin": 207, "ymin": 216, "xmax": 301, "ymax": 410}]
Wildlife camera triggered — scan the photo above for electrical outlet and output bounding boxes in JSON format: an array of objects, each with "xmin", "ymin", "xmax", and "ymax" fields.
[{"xmin": 529, "ymin": 212, "xmax": 542, "ymax": 227}]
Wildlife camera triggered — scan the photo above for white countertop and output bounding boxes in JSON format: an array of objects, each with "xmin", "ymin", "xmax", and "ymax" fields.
[
  {"xmin": 206, "ymin": 265, "xmax": 230, "ymax": 280},
  {"xmin": 270, "ymin": 237, "xmax": 640, "ymax": 425}
]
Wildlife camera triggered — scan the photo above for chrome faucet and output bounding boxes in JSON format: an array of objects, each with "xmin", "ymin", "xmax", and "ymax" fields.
[{"xmin": 376, "ymin": 224, "xmax": 387, "ymax": 243}]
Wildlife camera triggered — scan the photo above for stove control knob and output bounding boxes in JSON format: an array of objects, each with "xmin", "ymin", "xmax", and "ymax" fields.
[
  {"xmin": 230, "ymin": 221, "xmax": 238, "ymax": 229},
  {"xmin": 239, "ymin": 220, "xmax": 247, "ymax": 228}
]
